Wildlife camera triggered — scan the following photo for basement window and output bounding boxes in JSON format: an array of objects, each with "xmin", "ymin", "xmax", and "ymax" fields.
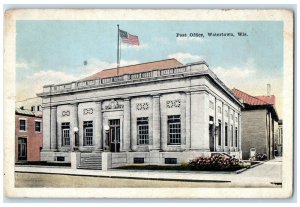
[
  {"xmin": 133, "ymin": 157, "xmax": 144, "ymax": 164},
  {"xmin": 165, "ymin": 158, "xmax": 177, "ymax": 164},
  {"xmin": 56, "ymin": 156, "xmax": 65, "ymax": 162}
]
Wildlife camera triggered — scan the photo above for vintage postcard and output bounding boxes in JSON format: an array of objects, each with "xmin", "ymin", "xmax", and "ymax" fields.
[{"xmin": 4, "ymin": 9, "xmax": 294, "ymax": 198}]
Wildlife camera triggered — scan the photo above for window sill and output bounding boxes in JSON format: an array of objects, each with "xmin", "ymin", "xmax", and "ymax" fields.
[{"xmin": 19, "ymin": 130, "xmax": 27, "ymax": 132}]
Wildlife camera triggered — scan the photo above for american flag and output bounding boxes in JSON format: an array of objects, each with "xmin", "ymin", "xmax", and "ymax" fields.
[{"xmin": 119, "ymin": 29, "xmax": 140, "ymax": 46}]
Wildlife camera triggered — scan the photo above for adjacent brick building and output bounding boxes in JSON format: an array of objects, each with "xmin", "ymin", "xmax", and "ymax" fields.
[
  {"xmin": 15, "ymin": 107, "xmax": 43, "ymax": 162},
  {"xmin": 232, "ymin": 88, "xmax": 279, "ymax": 160}
]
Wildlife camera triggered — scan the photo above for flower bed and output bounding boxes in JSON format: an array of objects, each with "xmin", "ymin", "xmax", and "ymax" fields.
[{"xmin": 188, "ymin": 154, "xmax": 241, "ymax": 171}]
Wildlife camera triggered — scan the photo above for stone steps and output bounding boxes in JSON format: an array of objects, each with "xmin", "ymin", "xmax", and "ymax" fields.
[{"xmin": 78, "ymin": 154, "xmax": 102, "ymax": 170}]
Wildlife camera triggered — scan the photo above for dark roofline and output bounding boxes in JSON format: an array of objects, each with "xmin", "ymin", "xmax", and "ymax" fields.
[{"xmin": 243, "ymin": 104, "xmax": 279, "ymax": 121}]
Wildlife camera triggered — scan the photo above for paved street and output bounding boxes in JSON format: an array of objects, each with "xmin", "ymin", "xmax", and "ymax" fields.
[
  {"xmin": 15, "ymin": 173, "xmax": 233, "ymax": 188},
  {"xmin": 15, "ymin": 158, "xmax": 282, "ymax": 188}
]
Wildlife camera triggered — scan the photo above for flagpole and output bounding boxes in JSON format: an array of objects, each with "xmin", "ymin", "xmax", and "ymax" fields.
[{"xmin": 117, "ymin": 24, "xmax": 120, "ymax": 75}]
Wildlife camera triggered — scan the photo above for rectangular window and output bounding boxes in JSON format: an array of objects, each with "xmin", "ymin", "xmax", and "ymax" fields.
[
  {"xmin": 84, "ymin": 121, "xmax": 93, "ymax": 146},
  {"xmin": 168, "ymin": 115, "xmax": 181, "ymax": 145},
  {"xmin": 61, "ymin": 122, "xmax": 70, "ymax": 146},
  {"xmin": 137, "ymin": 117, "xmax": 149, "ymax": 145},
  {"xmin": 235, "ymin": 127, "xmax": 238, "ymax": 147},
  {"xmin": 225, "ymin": 123, "xmax": 228, "ymax": 146},
  {"xmin": 218, "ymin": 120, "xmax": 222, "ymax": 146},
  {"xmin": 19, "ymin": 119, "xmax": 27, "ymax": 131},
  {"xmin": 35, "ymin": 121, "xmax": 41, "ymax": 132}
]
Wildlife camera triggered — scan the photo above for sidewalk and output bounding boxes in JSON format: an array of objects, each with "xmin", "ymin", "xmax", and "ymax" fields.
[{"xmin": 15, "ymin": 161, "xmax": 282, "ymax": 187}]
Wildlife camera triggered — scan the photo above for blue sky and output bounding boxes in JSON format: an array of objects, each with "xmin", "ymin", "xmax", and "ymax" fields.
[{"xmin": 16, "ymin": 20, "xmax": 283, "ymax": 116}]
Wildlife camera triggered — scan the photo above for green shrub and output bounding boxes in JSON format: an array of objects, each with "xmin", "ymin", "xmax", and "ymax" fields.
[{"xmin": 180, "ymin": 161, "xmax": 190, "ymax": 169}]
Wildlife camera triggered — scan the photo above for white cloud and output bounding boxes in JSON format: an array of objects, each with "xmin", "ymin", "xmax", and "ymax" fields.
[
  {"xmin": 211, "ymin": 65, "xmax": 283, "ymax": 117},
  {"xmin": 16, "ymin": 62, "xmax": 29, "ymax": 70},
  {"xmin": 212, "ymin": 66, "xmax": 256, "ymax": 86},
  {"xmin": 16, "ymin": 61, "xmax": 38, "ymax": 70},
  {"xmin": 168, "ymin": 52, "xmax": 205, "ymax": 64},
  {"xmin": 16, "ymin": 70, "xmax": 77, "ymax": 102},
  {"xmin": 16, "ymin": 58, "xmax": 141, "ymax": 102}
]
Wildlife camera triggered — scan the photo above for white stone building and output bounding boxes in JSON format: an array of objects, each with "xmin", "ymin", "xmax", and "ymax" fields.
[{"xmin": 37, "ymin": 58, "xmax": 243, "ymax": 168}]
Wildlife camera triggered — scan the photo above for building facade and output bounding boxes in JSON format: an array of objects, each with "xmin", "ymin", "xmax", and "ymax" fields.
[
  {"xmin": 15, "ymin": 107, "xmax": 43, "ymax": 162},
  {"xmin": 232, "ymin": 88, "xmax": 279, "ymax": 160},
  {"xmin": 37, "ymin": 59, "xmax": 243, "ymax": 165}
]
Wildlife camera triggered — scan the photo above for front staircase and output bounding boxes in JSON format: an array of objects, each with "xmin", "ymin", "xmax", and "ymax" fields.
[{"xmin": 78, "ymin": 153, "xmax": 102, "ymax": 170}]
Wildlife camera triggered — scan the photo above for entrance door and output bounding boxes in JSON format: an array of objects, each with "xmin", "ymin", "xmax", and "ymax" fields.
[
  {"xmin": 109, "ymin": 119, "xmax": 120, "ymax": 152},
  {"xmin": 18, "ymin": 138, "xmax": 27, "ymax": 161}
]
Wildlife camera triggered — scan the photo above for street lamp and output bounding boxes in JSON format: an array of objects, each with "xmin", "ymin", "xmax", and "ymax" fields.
[
  {"xmin": 73, "ymin": 127, "xmax": 79, "ymax": 151},
  {"xmin": 104, "ymin": 125, "xmax": 110, "ymax": 151}
]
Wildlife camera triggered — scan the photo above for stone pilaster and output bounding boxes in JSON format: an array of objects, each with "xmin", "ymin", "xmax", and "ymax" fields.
[
  {"xmin": 185, "ymin": 92, "xmax": 191, "ymax": 150},
  {"xmin": 123, "ymin": 98, "xmax": 131, "ymax": 151},
  {"xmin": 71, "ymin": 103, "xmax": 78, "ymax": 151},
  {"xmin": 152, "ymin": 95, "xmax": 161, "ymax": 150},
  {"xmin": 78, "ymin": 103, "xmax": 83, "ymax": 148},
  {"xmin": 191, "ymin": 91, "xmax": 210, "ymax": 151},
  {"xmin": 41, "ymin": 106, "xmax": 51, "ymax": 151},
  {"xmin": 94, "ymin": 101, "xmax": 102, "ymax": 152},
  {"xmin": 50, "ymin": 106, "xmax": 57, "ymax": 150}
]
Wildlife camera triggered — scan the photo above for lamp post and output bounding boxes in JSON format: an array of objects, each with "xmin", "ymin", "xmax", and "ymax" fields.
[
  {"xmin": 73, "ymin": 127, "xmax": 79, "ymax": 151},
  {"xmin": 104, "ymin": 125, "xmax": 110, "ymax": 152}
]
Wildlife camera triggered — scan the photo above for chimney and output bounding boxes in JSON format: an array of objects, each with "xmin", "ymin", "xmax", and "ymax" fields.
[{"xmin": 267, "ymin": 84, "xmax": 271, "ymax": 96}]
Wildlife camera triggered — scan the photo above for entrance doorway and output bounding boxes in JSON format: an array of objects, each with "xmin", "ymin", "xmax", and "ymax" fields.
[
  {"xmin": 109, "ymin": 119, "xmax": 120, "ymax": 152},
  {"xmin": 18, "ymin": 138, "xmax": 27, "ymax": 161}
]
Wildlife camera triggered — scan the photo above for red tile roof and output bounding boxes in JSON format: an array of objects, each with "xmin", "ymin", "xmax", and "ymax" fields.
[
  {"xmin": 255, "ymin": 95, "xmax": 275, "ymax": 105},
  {"xmin": 82, "ymin": 58, "xmax": 183, "ymax": 81},
  {"xmin": 231, "ymin": 88, "xmax": 274, "ymax": 106}
]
